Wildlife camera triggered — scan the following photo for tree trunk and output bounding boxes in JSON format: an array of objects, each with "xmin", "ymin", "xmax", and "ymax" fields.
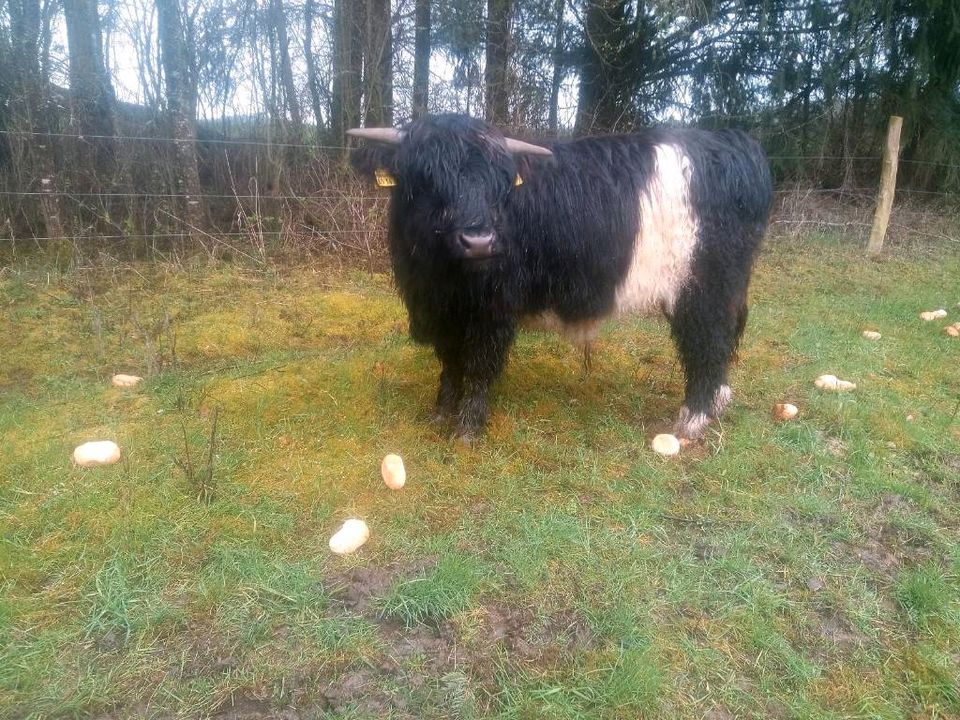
[
  {"xmin": 270, "ymin": 0, "xmax": 302, "ymax": 131},
  {"xmin": 304, "ymin": 0, "xmax": 325, "ymax": 127},
  {"xmin": 331, "ymin": 0, "xmax": 363, "ymax": 141},
  {"xmin": 63, "ymin": 0, "xmax": 117, "ymax": 192},
  {"xmin": 548, "ymin": 0, "xmax": 564, "ymax": 132},
  {"xmin": 364, "ymin": 0, "xmax": 393, "ymax": 126},
  {"xmin": 7, "ymin": 0, "xmax": 66, "ymax": 242},
  {"xmin": 157, "ymin": 0, "xmax": 204, "ymax": 233},
  {"xmin": 576, "ymin": 0, "xmax": 631, "ymax": 134},
  {"xmin": 484, "ymin": 0, "xmax": 513, "ymax": 126},
  {"xmin": 412, "ymin": 0, "xmax": 430, "ymax": 119}
]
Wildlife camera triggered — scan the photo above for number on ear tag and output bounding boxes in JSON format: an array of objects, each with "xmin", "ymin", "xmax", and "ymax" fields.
[
  {"xmin": 375, "ymin": 169, "xmax": 396, "ymax": 187},
  {"xmin": 514, "ymin": 174, "xmax": 524, "ymax": 186}
]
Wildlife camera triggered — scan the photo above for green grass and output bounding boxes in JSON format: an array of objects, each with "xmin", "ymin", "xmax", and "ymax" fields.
[
  {"xmin": 894, "ymin": 563, "xmax": 957, "ymax": 630},
  {"xmin": 380, "ymin": 554, "xmax": 488, "ymax": 627},
  {"xmin": 1, "ymin": 234, "xmax": 959, "ymax": 718}
]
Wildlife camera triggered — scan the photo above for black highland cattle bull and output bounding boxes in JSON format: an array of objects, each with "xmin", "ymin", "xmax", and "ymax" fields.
[{"xmin": 349, "ymin": 114, "xmax": 773, "ymax": 442}]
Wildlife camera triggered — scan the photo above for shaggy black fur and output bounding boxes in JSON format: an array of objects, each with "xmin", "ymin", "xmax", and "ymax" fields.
[{"xmin": 351, "ymin": 114, "xmax": 772, "ymax": 441}]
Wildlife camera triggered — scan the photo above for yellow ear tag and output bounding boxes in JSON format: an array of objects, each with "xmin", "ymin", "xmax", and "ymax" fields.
[
  {"xmin": 514, "ymin": 173, "xmax": 524, "ymax": 186},
  {"xmin": 375, "ymin": 168, "xmax": 396, "ymax": 187}
]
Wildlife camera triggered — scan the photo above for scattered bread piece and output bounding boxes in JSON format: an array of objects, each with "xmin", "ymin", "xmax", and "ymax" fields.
[
  {"xmin": 651, "ymin": 433, "xmax": 681, "ymax": 457},
  {"xmin": 946, "ymin": 325, "xmax": 959, "ymax": 338},
  {"xmin": 773, "ymin": 403, "xmax": 799, "ymax": 421},
  {"xmin": 381, "ymin": 453, "xmax": 406, "ymax": 489},
  {"xmin": 861, "ymin": 330, "xmax": 881, "ymax": 340},
  {"xmin": 111, "ymin": 374, "xmax": 143, "ymax": 388},
  {"xmin": 329, "ymin": 519, "xmax": 370, "ymax": 555},
  {"xmin": 72, "ymin": 440, "xmax": 121, "ymax": 467},
  {"xmin": 920, "ymin": 309, "xmax": 947, "ymax": 321},
  {"xmin": 814, "ymin": 374, "xmax": 856, "ymax": 391}
]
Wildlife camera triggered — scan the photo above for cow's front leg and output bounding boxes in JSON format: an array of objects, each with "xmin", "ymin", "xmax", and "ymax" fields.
[
  {"xmin": 454, "ymin": 376, "xmax": 493, "ymax": 442},
  {"xmin": 432, "ymin": 360, "xmax": 462, "ymax": 424},
  {"xmin": 452, "ymin": 322, "xmax": 516, "ymax": 442}
]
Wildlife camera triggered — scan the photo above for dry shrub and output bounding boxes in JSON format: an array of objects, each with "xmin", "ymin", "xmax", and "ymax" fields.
[{"xmin": 771, "ymin": 184, "xmax": 959, "ymax": 254}]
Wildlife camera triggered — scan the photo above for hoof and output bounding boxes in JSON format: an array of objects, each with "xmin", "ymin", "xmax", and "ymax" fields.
[
  {"xmin": 674, "ymin": 406, "xmax": 712, "ymax": 440},
  {"xmin": 450, "ymin": 425, "xmax": 482, "ymax": 446},
  {"xmin": 711, "ymin": 385, "xmax": 732, "ymax": 418},
  {"xmin": 430, "ymin": 408, "xmax": 452, "ymax": 426}
]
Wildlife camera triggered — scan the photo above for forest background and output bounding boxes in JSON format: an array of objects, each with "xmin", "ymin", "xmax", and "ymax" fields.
[{"xmin": 1, "ymin": 0, "xmax": 958, "ymax": 255}]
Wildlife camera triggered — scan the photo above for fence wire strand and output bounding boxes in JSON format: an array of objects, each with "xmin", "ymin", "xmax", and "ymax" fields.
[
  {"xmin": 0, "ymin": 128, "xmax": 352, "ymax": 151},
  {"xmin": 2, "ymin": 128, "xmax": 960, "ymax": 170},
  {"xmin": 2, "ymin": 230, "xmax": 381, "ymax": 243},
  {"xmin": 0, "ymin": 190, "xmax": 387, "ymax": 201},
  {"xmin": 1, "ymin": 188, "xmax": 957, "ymax": 201}
]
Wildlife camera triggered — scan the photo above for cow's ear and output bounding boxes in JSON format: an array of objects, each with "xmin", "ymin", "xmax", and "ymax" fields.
[
  {"xmin": 350, "ymin": 145, "xmax": 398, "ymax": 188},
  {"xmin": 512, "ymin": 153, "xmax": 550, "ymax": 186}
]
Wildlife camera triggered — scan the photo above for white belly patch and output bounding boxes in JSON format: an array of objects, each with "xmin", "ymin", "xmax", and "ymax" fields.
[
  {"xmin": 520, "ymin": 311, "xmax": 602, "ymax": 347},
  {"xmin": 614, "ymin": 144, "xmax": 698, "ymax": 316},
  {"xmin": 519, "ymin": 145, "xmax": 697, "ymax": 347}
]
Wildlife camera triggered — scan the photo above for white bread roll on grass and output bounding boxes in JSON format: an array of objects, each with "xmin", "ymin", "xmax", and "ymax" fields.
[
  {"xmin": 773, "ymin": 403, "xmax": 799, "ymax": 420},
  {"xmin": 651, "ymin": 433, "xmax": 681, "ymax": 456},
  {"xmin": 329, "ymin": 519, "xmax": 370, "ymax": 555},
  {"xmin": 72, "ymin": 440, "xmax": 121, "ymax": 467},
  {"xmin": 814, "ymin": 374, "xmax": 856, "ymax": 392},
  {"xmin": 111, "ymin": 374, "xmax": 143, "ymax": 388},
  {"xmin": 381, "ymin": 454, "xmax": 406, "ymax": 489}
]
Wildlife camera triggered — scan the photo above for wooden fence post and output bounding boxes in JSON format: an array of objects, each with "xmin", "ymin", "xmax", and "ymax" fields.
[{"xmin": 866, "ymin": 115, "xmax": 903, "ymax": 256}]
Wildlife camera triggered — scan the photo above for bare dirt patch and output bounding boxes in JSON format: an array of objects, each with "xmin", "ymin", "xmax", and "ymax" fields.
[
  {"xmin": 835, "ymin": 493, "xmax": 935, "ymax": 578},
  {"xmin": 942, "ymin": 453, "xmax": 960, "ymax": 474},
  {"xmin": 325, "ymin": 559, "xmax": 434, "ymax": 614},
  {"xmin": 316, "ymin": 561, "xmax": 464, "ymax": 715},
  {"xmin": 212, "ymin": 693, "xmax": 296, "ymax": 720},
  {"xmin": 478, "ymin": 603, "xmax": 598, "ymax": 660},
  {"xmin": 171, "ymin": 618, "xmax": 243, "ymax": 681},
  {"xmin": 705, "ymin": 708, "xmax": 735, "ymax": 720},
  {"xmin": 319, "ymin": 667, "xmax": 397, "ymax": 717},
  {"xmin": 847, "ymin": 537, "xmax": 902, "ymax": 575},
  {"xmin": 315, "ymin": 617, "xmax": 469, "ymax": 717},
  {"xmin": 815, "ymin": 610, "xmax": 867, "ymax": 651}
]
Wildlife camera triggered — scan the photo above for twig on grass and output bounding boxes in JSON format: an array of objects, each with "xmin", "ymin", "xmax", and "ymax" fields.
[{"xmin": 173, "ymin": 394, "xmax": 220, "ymax": 503}]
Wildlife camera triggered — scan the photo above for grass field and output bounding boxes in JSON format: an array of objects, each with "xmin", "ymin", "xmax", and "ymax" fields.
[{"xmin": 1, "ymin": 234, "xmax": 959, "ymax": 719}]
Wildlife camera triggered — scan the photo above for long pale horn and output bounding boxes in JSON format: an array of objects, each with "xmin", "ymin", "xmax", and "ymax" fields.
[
  {"xmin": 503, "ymin": 137, "xmax": 553, "ymax": 156},
  {"xmin": 346, "ymin": 127, "xmax": 405, "ymax": 144}
]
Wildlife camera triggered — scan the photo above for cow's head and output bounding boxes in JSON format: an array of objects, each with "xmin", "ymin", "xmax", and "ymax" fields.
[{"xmin": 348, "ymin": 114, "xmax": 552, "ymax": 262}]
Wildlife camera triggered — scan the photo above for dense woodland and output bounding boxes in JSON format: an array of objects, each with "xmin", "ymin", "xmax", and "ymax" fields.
[{"xmin": 0, "ymin": 0, "xmax": 958, "ymax": 252}]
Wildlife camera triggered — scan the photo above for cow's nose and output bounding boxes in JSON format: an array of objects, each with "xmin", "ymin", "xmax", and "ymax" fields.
[{"xmin": 458, "ymin": 231, "xmax": 495, "ymax": 258}]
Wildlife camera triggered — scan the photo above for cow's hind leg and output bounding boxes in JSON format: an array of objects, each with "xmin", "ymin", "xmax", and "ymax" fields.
[{"xmin": 669, "ymin": 284, "xmax": 748, "ymax": 439}]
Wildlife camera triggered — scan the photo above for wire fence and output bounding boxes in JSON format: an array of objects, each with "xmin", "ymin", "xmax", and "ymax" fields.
[
  {"xmin": 8, "ymin": 187, "xmax": 953, "ymax": 201},
  {"xmin": 1, "ymin": 129, "xmax": 957, "ymax": 252},
  {"xmin": 0, "ymin": 190, "xmax": 387, "ymax": 202},
  {"xmin": 0, "ymin": 128, "xmax": 352, "ymax": 151},
  {"xmin": 2, "ymin": 128, "xmax": 960, "ymax": 170}
]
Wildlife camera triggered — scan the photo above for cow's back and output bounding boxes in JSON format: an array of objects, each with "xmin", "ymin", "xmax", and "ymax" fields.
[{"xmin": 509, "ymin": 128, "xmax": 771, "ymax": 328}]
